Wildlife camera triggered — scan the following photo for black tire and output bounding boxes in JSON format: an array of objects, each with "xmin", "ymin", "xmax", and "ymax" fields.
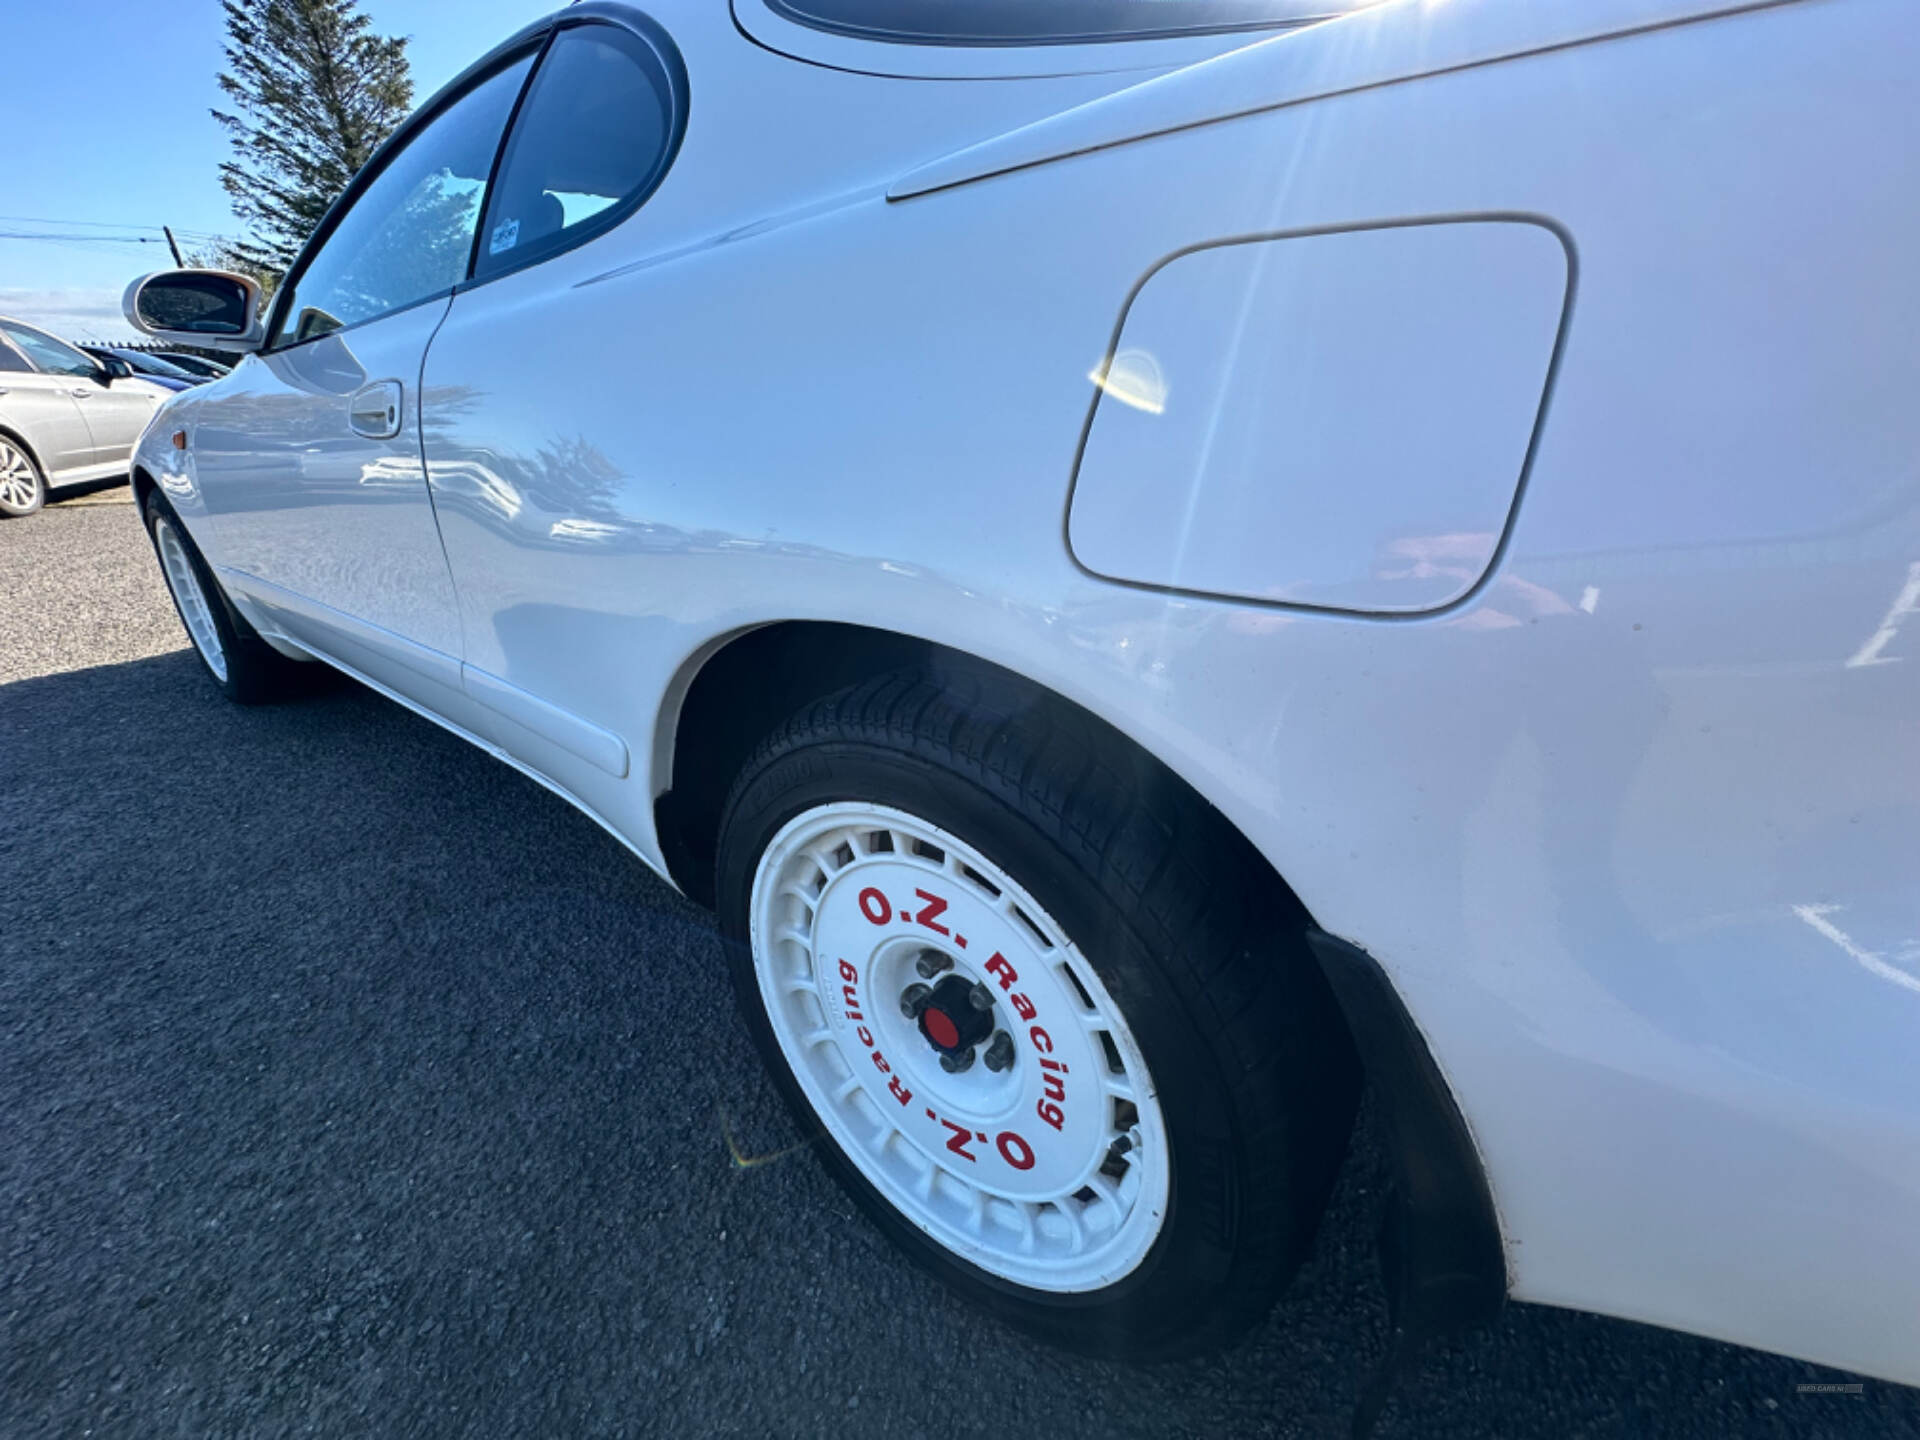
[
  {"xmin": 715, "ymin": 666, "xmax": 1359, "ymax": 1359},
  {"xmin": 0, "ymin": 433, "xmax": 46, "ymax": 517},
  {"xmin": 141, "ymin": 489, "xmax": 310, "ymax": 704}
]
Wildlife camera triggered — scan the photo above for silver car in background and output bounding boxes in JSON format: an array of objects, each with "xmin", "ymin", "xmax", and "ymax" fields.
[{"xmin": 0, "ymin": 317, "xmax": 165, "ymax": 517}]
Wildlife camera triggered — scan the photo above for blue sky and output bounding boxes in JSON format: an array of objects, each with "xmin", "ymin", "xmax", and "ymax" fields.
[{"xmin": 1, "ymin": 0, "xmax": 557, "ymax": 341}]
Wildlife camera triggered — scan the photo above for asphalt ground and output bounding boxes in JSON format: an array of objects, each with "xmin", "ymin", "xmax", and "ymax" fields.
[{"xmin": 4, "ymin": 485, "xmax": 1915, "ymax": 1439}]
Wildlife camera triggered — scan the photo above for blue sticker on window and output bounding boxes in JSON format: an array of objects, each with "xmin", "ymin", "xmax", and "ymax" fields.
[{"xmin": 489, "ymin": 218, "xmax": 520, "ymax": 256}]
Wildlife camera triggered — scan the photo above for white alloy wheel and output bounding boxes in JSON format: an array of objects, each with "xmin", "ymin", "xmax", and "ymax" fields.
[
  {"xmin": 0, "ymin": 438, "xmax": 42, "ymax": 512},
  {"xmin": 153, "ymin": 514, "xmax": 229, "ymax": 682},
  {"xmin": 749, "ymin": 801, "xmax": 1171, "ymax": 1292}
]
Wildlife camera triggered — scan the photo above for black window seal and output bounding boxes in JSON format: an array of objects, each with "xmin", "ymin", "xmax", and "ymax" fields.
[
  {"xmin": 261, "ymin": 4, "xmax": 688, "ymax": 355},
  {"xmin": 460, "ymin": 29, "xmax": 561, "ymax": 287},
  {"xmin": 262, "ymin": 39, "xmax": 547, "ymax": 355},
  {"xmin": 457, "ymin": 12, "xmax": 690, "ymax": 296}
]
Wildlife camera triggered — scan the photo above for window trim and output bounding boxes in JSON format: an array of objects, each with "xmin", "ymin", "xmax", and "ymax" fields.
[
  {"xmin": 263, "ymin": 4, "xmax": 687, "ymax": 355},
  {"xmin": 263, "ymin": 43, "xmax": 544, "ymax": 354},
  {"xmin": 467, "ymin": 19, "xmax": 689, "ymax": 290},
  {"xmin": 0, "ymin": 332, "xmax": 35, "ymax": 374},
  {"xmin": 0, "ymin": 319, "xmax": 103, "ymax": 379}
]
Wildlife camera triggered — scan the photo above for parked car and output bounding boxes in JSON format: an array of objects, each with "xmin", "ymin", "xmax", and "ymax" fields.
[
  {"xmin": 160, "ymin": 353, "xmax": 233, "ymax": 380},
  {"xmin": 79, "ymin": 345, "xmax": 203, "ymax": 390},
  {"xmin": 0, "ymin": 317, "xmax": 168, "ymax": 516},
  {"xmin": 120, "ymin": 0, "xmax": 1920, "ymax": 1397},
  {"xmin": 151, "ymin": 351, "xmax": 231, "ymax": 381}
]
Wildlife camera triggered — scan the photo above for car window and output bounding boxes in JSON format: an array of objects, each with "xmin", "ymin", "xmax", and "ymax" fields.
[
  {"xmin": 0, "ymin": 321, "xmax": 99, "ymax": 377},
  {"xmin": 120, "ymin": 351, "xmax": 198, "ymax": 380},
  {"xmin": 763, "ymin": 0, "xmax": 1345, "ymax": 45},
  {"xmin": 472, "ymin": 24, "xmax": 677, "ymax": 282},
  {"xmin": 161, "ymin": 354, "xmax": 229, "ymax": 377},
  {"xmin": 271, "ymin": 52, "xmax": 536, "ymax": 347},
  {"xmin": 0, "ymin": 338, "xmax": 29, "ymax": 373}
]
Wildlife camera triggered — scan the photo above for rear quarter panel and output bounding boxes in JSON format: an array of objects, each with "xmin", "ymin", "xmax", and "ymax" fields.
[{"xmin": 423, "ymin": 0, "xmax": 1920, "ymax": 1382}]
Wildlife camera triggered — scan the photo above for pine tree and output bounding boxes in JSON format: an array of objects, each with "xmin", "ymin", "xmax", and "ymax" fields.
[{"xmin": 211, "ymin": 0, "xmax": 413, "ymax": 286}]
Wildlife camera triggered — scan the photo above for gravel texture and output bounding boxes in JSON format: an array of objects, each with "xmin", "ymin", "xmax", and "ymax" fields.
[{"xmin": 3, "ymin": 488, "xmax": 1914, "ymax": 1438}]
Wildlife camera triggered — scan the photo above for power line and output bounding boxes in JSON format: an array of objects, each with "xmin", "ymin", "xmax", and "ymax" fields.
[
  {"xmin": 0, "ymin": 231, "xmax": 240, "ymax": 257},
  {"xmin": 0, "ymin": 232, "xmax": 175, "ymax": 245},
  {"xmin": 0, "ymin": 214, "xmax": 230, "ymax": 241}
]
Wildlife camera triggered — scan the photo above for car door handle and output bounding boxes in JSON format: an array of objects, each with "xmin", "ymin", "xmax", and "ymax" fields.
[
  {"xmin": 70, "ymin": 387, "xmax": 93, "ymax": 398},
  {"xmin": 348, "ymin": 380, "xmax": 404, "ymax": 440}
]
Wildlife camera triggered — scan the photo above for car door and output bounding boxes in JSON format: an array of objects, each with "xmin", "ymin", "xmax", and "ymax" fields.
[
  {"xmin": 0, "ymin": 322, "xmax": 107, "ymax": 478},
  {"xmin": 187, "ymin": 48, "xmax": 538, "ymax": 700},
  {"xmin": 418, "ymin": 16, "xmax": 686, "ymax": 799},
  {"xmin": 71, "ymin": 359, "xmax": 161, "ymax": 470}
]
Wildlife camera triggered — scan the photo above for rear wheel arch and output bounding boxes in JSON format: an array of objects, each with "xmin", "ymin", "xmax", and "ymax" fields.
[
  {"xmin": 655, "ymin": 618, "xmax": 1509, "ymax": 1337},
  {"xmin": 653, "ymin": 621, "xmax": 932, "ymax": 908},
  {"xmin": 656, "ymin": 622, "xmax": 1274, "ymax": 915}
]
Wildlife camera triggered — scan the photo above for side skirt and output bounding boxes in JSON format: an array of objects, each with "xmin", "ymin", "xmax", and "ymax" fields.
[{"xmin": 267, "ymin": 630, "xmax": 678, "ymax": 892}]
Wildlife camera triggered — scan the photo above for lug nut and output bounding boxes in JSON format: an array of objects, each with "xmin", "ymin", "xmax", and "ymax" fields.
[
  {"xmin": 915, "ymin": 949, "xmax": 953, "ymax": 980},
  {"xmin": 900, "ymin": 982, "xmax": 931, "ymax": 1019},
  {"xmin": 967, "ymin": 982, "xmax": 995, "ymax": 1012},
  {"xmin": 983, "ymin": 1031, "xmax": 1015, "ymax": 1073},
  {"xmin": 939, "ymin": 1046, "xmax": 976, "ymax": 1074}
]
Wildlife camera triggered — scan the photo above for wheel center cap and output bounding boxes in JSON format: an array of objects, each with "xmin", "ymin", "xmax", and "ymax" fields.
[
  {"xmin": 921, "ymin": 1006, "xmax": 961, "ymax": 1050},
  {"xmin": 913, "ymin": 973, "xmax": 994, "ymax": 1055}
]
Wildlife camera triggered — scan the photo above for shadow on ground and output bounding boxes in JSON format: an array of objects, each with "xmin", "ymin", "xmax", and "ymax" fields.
[{"xmin": 2, "ymin": 651, "xmax": 1910, "ymax": 1438}]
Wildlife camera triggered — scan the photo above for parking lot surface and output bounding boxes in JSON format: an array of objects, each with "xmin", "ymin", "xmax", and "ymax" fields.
[{"xmin": 4, "ymin": 488, "xmax": 1914, "ymax": 1439}]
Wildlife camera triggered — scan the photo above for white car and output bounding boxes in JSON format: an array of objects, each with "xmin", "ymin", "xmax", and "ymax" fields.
[
  {"xmin": 0, "ymin": 318, "xmax": 167, "ymax": 516},
  {"xmin": 122, "ymin": 0, "xmax": 1920, "ymax": 1393}
]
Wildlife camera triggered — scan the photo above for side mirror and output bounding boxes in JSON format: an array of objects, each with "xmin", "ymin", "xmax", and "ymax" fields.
[
  {"xmin": 100, "ymin": 355, "xmax": 133, "ymax": 383},
  {"xmin": 122, "ymin": 270, "xmax": 266, "ymax": 354}
]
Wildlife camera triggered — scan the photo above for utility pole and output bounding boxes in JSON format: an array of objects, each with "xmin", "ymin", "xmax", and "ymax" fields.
[{"xmin": 163, "ymin": 226, "xmax": 184, "ymax": 267}]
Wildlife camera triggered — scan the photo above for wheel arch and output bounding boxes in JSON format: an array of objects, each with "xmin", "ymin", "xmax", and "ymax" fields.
[
  {"xmin": 657, "ymin": 620, "xmax": 1269, "ymax": 912},
  {"xmin": 652, "ymin": 620, "xmax": 939, "ymax": 908},
  {"xmin": 652, "ymin": 618, "xmax": 1507, "ymax": 1334},
  {"xmin": 0, "ymin": 423, "xmax": 46, "ymax": 476}
]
